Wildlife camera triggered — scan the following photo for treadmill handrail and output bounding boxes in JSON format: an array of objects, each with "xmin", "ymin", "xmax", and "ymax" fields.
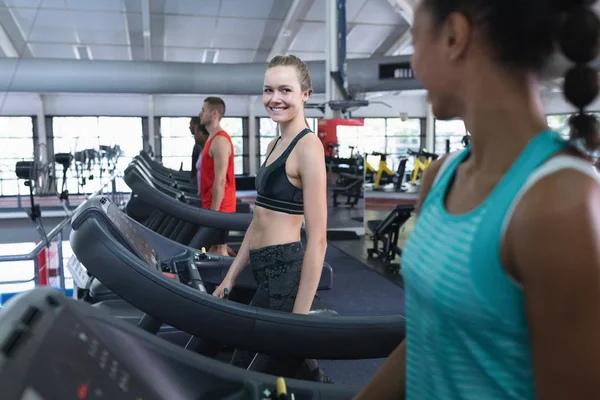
[
  {"xmin": 0, "ymin": 287, "xmax": 360, "ymax": 400},
  {"xmin": 126, "ymin": 163, "xmax": 203, "ymax": 204},
  {"xmin": 133, "ymin": 158, "xmax": 198, "ymax": 193},
  {"xmin": 124, "ymin": 167, "xmax": 253, "ymax": 231},
  {"xmin": 70, "ymin": 214, "xmax": 405, "ymax": 360}
]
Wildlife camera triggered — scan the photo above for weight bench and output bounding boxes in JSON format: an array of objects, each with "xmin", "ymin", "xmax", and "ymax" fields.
[
  {"xmin": 332, "ymin": 176, "xmax": 363, "ymax": 208},
  {"xmin": 367, "ymin": 204, "xmax": 415, "ymax": 268}
]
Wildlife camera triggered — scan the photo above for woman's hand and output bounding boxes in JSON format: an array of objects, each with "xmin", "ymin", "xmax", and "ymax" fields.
[{"xmin": 212, "ymin": 278, "xmax": 233, "ymax": 298}]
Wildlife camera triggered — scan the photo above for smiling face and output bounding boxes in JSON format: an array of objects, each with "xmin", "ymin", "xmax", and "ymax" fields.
[{"xmin": 263, "ymin": 65, "xmax": 310, "ymax": 124}]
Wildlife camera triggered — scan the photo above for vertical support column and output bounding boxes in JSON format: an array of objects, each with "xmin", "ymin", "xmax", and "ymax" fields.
[
  {"xmin": 425, "ymin": 103, "xmax": 435, "ymax": 152},
  {"xmin": 325, "ymin": 0, "xmax": 344, "ymax": 119},
  {"xmin": 36, "ymin": 94, "xmax": 47, "ymax": 152},
  {"xmin": 148, "ymin": 95, "xmax": 156, "ymax": 159},
  {"xmin": 248, "ymin": 95, "xmax": 258, "ymax": 175},
  {"xmin": 36, "ymin": 94, "xmax": 50, "ymax": 193}
]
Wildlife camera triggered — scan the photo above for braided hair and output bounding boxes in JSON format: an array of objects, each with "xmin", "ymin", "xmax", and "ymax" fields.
[
  {"xmin": 556, "ymin": 1, "xmax": 600, "ymax": 151},
  {"xmin": 422, "ymin": 0, "xmax": 600, "ymax": 153}
]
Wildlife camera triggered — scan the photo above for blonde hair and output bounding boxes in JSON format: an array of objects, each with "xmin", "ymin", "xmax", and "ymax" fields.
[{"xmin": 267, "ymin": 54, "xmax": 313, "ymax": 130}]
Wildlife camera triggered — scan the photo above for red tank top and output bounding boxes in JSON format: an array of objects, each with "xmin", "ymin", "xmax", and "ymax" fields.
[{"xmin": 200, "ymin": 131, "xmax": 237, "ymax": 212}]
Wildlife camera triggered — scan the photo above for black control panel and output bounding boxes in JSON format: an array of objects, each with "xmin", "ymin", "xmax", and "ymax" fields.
[
  {"xmin": 26, "ymin": 308, "xmax": 159, "ymax": 399},
  {"xmin": 98, "ymin": 197, "xmax": 160, "ymax": 271},
  {"xmin": 0, "ymin": 289, "xmax": 355, "ymax": 400}
]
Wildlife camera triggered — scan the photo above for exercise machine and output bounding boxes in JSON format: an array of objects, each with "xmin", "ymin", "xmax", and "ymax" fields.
[
  {"xmin": 408, "ymin": 149, "xmax": 439, "ymax": 185},
  {"xmin": 367, "ymin": 205, "xmax": 415, "ymax": 273},
  {"xmin": 68, "ymin": 195, "xmax": 404, "ymax": 374},
  {"xmin": 0, "ymin": 286, "xmax": 358, "ymax": 400},
  {"xmin": 68, "ymin": 195, "xmax": 333, "ymax": 304},
  {"xmin": 332, "ymin": 173, "xmax": 363, "ymax": 208},
  {"xmin": 367, "ymin": 152, "xmax": 409, "ymax": 192}
]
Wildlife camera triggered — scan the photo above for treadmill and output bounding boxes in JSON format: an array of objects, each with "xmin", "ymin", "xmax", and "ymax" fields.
[
  {"xmin": 123, "ymin": 163, "xmax": 250, "ymax": 249},
  {"xmin": 69, "ymin": 195, "xmax": 404, "ymax": 363},
  {"xmin": 0, "ymin": 286, "xmax": 358, "ymax": 399},
  {"xmin": 74, "ymin": 195, "xmax": 333, "ymax": 305}
]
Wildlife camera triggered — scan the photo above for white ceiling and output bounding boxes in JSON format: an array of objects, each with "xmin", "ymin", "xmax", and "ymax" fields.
[{"xmin": 0, "ymin": 0, "xmax": 412, "ymax": 63}]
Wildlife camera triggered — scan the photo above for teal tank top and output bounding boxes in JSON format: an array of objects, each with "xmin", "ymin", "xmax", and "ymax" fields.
[{"xmin": 402, "ymin": 130, "xmax": 567, "ymax": 399}]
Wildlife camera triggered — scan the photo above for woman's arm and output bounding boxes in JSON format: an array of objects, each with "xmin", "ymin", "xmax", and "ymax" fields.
[
  {"xmin": 353, "ymin": 340, "xmax": 406, "ymax": 400},
  {"xmin": 508, "ymin": 169, "xmax": 600, "ymax": 399},
  {"xmin": 292, "ymin": 136, "xmax": 328, "ymax": 315}
]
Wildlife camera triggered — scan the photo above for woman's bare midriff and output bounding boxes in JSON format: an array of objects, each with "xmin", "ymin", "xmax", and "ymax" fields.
[{"xmin": 250, "ymin": 205, "xmax": 305, "ymax": 250}]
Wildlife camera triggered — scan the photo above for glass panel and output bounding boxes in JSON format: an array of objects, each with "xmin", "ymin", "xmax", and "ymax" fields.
[
  {"xmin": 5, "ymin": 138, "xmax": 34, "ymax": 159},
  {"xmin": 162, "ymin": 136, "xmax": 193, "ymax": 157},
  {"xmin": 547, "ymin": 114, "xmax": 572, "ymax": 138},
  {"xmin": 434, "ymin": 119, "xmax": 467, "ymax": 154},
  {"xmin": 386, "ymin": 135, "xmax": 421, "ymax": 156},
  {"xmin": 234, "ymin": 156, "xmax": 244, "ymax": 175},
  {"xmin": 386, "ymin": 118, "xmax": 421, "ymax": 137},
  {"xmin": 221, "ymin": 118, "xmax": 243, "ymax": 137},
  {"xmin": 52, "ymin": 117, "xmax": 142, "ymax": 195},
  {"xmin": 160, "ymin": 117, "xmax": 192, "ymax": 138},
  {"xmin": 162, "ymin": 156, "xmax": 189, "ymax": 171},
  {"xmin": 260, "ymin": 136, "xmax": 276, "ymax": 156},
  {"xmin": 160, "ymin": 118, "xmax": 197, "ymax": 167},
  {"xmin": 0, "ymin": 178, "xmax": 21, "ymax": 196},
  {"xmin": 0, "ymin": 117, "xmax": 33, "ymax": 138},
  {"xmin": 259, "ymin": 118, "xmax": 278, "ymax": 137},
  {"xmin": 231, "ymin": 136, "xmax": 244, "ymax": 155},
  {"xmin": 363, "ymin": 118, "xmax": 386, "ymax": 137},
  {"xmin": 0, "ymin": 117, "xmax": 34, "ymax": 196},
  {"xmin": 98, "ymin": 117, "xmax": 143, "ymax": 159},
  {"xmin": 53, "ymin": 117, "xmax": 100, "ymax": 151}
]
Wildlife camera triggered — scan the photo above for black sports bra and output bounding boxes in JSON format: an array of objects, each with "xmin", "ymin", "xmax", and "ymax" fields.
[{"xmin": 254, "ymin": 129, "xmax": 311, "ymax": 215}]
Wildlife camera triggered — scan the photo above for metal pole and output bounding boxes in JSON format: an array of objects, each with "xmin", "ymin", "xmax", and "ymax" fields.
[
  {"xmin": 57, "ymin": 231, "xmax": 65, "ymax": 293},
  {"xmin": 32, "ymin": 256, "xmax": 39, "ymax": 286}
]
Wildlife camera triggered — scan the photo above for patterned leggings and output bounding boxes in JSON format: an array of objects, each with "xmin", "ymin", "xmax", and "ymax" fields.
[{"xmin": 229, "ymin": 241, "xmax": 318, "ymax": 377}]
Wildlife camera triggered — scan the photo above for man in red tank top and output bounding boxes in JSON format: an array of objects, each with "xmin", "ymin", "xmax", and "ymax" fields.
[{"xmin": 199, "ymin": 96, "xmax": 237, "ymax": 256}]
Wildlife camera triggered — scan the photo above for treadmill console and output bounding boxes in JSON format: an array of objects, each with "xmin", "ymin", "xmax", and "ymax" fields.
[
  {"xmin": 74, "ymin": 196, "xmax": 207, "ymax": 293},
  {"xmin": 0, "ymin": 289, "xmax": 352, "ymax": 400},
  {"xmin": 97, "ymin": 197, "xmax": 160, "ymax": 271},
  {"xmin": 0, "ymin": 299, "xmax": 158, "ymax": 399}
]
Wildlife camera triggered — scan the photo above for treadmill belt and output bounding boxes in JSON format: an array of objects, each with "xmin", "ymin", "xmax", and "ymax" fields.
[{"xmin": 317, "ymin": 244, "xmax": 405, "ymax": 386}]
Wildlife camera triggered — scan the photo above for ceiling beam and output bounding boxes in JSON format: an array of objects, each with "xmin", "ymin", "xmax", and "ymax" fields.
[
  {"xmin": 386, "ymin": 0, "xmax": 415, "ymax": 25},
  {"xmin": 141, "ymin": 0, "xmax": 151, "ymax": 60},
  {"xmin": 371, "ymin": 24, "xmax": 409, "ymax": 57},
  {"xmin": 266, "ymin": 0, "xmax": 315, "ymax": 61},
  {"xmin": 371, "ymin": 0, "xmax": 416, "ymax": 58},
  {"xmin": 253, "ymin": 0, "xmax": 293, "ymax": 62},
  {"xmin": 384, "ymin": 28, "xmax": 412, "ymax": 56},
  {"xmin": 0, "ymin": 1, "xmax": 33, "ymax": 57},
  {"xmin": 124, "ymin": 0, "xmax": 165, "ymax": 61}
]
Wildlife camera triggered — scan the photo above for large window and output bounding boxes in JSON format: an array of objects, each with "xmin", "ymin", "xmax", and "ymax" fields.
[
  {"xmin": 386, "ymin": 118, "xmax": 421, "ymax": 171},
  {"xmin": 434, "ymin": 119, "xmax": 467, "ymax": 154},
  {"xmin": 160, "ymin": 117, "xmax": 195, "ymax": 172},
  {"xmin": 259, "ymin": 118, "xmax": 278, "ymax": 165},
  {"xmin": 161, "ymin": 117, "xmax": 245, "ymax": 175},
  {"xmin": 258, "ymin": 118, "xmax": 318, "ymax": 161},
  {"xmin": 0, "ymin": 117, "xmax": 34, "ymax": 196},
  {"xmin": 53, "ymin": 117, "xmax": 143, "ymax": 194},
  {"xmin": 220, "ymin": 118, "xmax": 245, "ymax": 175}
]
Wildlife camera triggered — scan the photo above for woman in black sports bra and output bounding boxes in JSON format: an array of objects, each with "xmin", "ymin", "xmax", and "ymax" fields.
[{"xmin": 212, "ymin": 55, "xmax": 330, "ymax": 382}]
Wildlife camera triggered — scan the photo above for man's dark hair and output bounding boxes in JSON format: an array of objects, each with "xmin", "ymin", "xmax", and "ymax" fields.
[
  {"xmin": 204, "ymin": 96, "xmax": 226, "ymax": 119},
  {"xmin": 190, "ymin": 116, "xmax": 201, "ymax": 126},
  {"xmin": 423, "ymin": 0, "xmax": 600, "ymax": 151}
]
